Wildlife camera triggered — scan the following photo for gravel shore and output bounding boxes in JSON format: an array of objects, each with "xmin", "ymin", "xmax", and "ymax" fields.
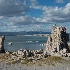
[
  {"xmin": 0, "ymin": 61, "xmax": 70, "ymax": 70},
  {"xmin": 0, "ymin": 53, "xmax": 70, "ymax": 70}
]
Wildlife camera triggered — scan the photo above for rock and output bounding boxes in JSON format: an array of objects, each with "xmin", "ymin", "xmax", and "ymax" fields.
[
  {"xmin": 0, "ymin": 35, "xmax": 5, "ymax": 53},
  {"xmin": 44, "ymin": 24, "xmax": 69, "ymax": 56},
  {"xmin": 6, "ymin": 51, "xmax": 10, "ymax": 54},
  {"xmin": 8, "ymin": 42, "xmax": 12, "ymax": 45}
]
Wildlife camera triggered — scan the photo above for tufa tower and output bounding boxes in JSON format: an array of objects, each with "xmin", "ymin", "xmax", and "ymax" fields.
[
  {"xmin": 0, "ymin": 35, "xmax": 5, "ymax": 53},
  {"xmin": 44, "ymin": 24, "xmax": 69, "ymax": 56}
]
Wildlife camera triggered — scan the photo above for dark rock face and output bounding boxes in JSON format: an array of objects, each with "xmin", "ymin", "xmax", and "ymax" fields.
[
  {"xmin": 44, "ymin": 25, "xmax": 69, "ymax": 56},
  {"xmin": 0, "ymin": 35, "xmax": 5, "ymax": 53}
]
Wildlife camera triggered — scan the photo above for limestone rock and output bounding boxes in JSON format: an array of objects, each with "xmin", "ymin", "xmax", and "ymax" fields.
[
  {"xmin": 44, "ymin": 24, "xmax": 69, "ymax": 56},
  {"xmin": 0, "ymin": 35, "xmax": 5, "ymax": 53}
]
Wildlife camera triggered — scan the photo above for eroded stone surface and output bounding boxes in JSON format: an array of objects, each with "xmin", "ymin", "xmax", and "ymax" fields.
[
  {"xmin": 44, "ymin": 24, "xmax": 69, "ymax": 56},
  {"xmin": 0, "ymin": 35, "xmax": 5, "ymax": 53}
]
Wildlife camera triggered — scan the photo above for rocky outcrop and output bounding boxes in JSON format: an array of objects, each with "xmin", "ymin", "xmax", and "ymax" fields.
[
  {"xmin": 0, "ymin": 35, "xmax": 5, "ymax": 53},
  {"xmin": 44, "ymin": 24, "xmax": 69, "ymax": 56}
]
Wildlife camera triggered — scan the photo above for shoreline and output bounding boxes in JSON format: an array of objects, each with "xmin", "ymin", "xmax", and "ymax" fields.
[
  {"xmin": 0, "ymin": 48, "xmax": 70, "ymax": 64},
  {"xmin": 0, "ymin": 45, "xmax": 70, "ymax": 70}
]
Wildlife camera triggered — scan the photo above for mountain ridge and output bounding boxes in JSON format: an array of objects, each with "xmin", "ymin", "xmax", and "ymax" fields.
[{"xmin": 0, "ymin": 31, "xmax": 51, "ymax": 36}]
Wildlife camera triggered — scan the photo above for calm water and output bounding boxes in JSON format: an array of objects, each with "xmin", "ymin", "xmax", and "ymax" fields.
[{"xmin": 4, "ymin": 36, "xmax": 47, "ymax": 52}]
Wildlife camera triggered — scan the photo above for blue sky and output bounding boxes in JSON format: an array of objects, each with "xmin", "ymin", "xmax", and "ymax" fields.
[{"xmin": 0, "ymin": 0, "xmax": 70, "ymax": 32}]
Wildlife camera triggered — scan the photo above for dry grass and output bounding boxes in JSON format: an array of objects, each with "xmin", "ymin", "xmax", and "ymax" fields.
[
  {"xmin": 38, "ymin": 56, "xmax": 66, "ymax": 66},
  {"xmin": 21, "ymin": 59, "xmax": 29, "ymax": 64},
  {"xmin": 0, "ymin": 53, "xmax": 69, "ymax": 65},
  {"xmin": 0, "ymin": 53, "xmax": 11, "ymax": 60}
]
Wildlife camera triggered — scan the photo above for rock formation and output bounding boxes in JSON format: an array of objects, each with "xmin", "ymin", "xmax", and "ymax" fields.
[
  {"xmin": 44, "ymin": 24, "xmax": 69, "ymax": 56},
  {"xmin": 0, "ymin": 35, "xmax": 5, "ymax": 53}
]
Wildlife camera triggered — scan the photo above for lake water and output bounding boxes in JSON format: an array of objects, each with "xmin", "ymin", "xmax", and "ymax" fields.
[{"xmin": 4, "ymin": 36, "xmax": 48, "ymax": 52}]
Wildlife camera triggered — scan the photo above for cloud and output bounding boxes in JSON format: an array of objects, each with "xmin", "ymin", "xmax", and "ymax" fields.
[
  {"xmin": 9, "ymin": 15, "xmax": 39, "ymax": 25},
  {"xmin": 30, "ymin": 0, "xmax": 38, "ymax": 6},
  {"xmin": 55, "ymin": 0, "xmax": 64, "ymax": 3},
  {"xmin": 55, "ymin": 0, "xmax": 70, "ymax": 3},
  {"xmin": 0, "ymin": 14, "xmax": 48, "ymax": 32},
  {"xmin": 30, "ymin": 0, "xmax": 42, "ymax": 9},
  {"xmin": 0, "ymin": 16, "xmax": 3, "ymax": 19},
  {"xmin": 41, "ymin": 3, "xmax": 70, "ymax": 23},
  {"xmin": 1, "ymin": 3, "xmax": 70, "ymax": 29},
  {"xmin": 0, "ymin": 0, "xmax": 29, "ymax": 16},
  {"xmin": 0, "ymin": 0, "xmax": 70, "ymax": 32}
]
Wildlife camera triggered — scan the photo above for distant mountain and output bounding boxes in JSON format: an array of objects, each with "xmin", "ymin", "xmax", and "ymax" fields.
[
  {"xmin": 0, "ymin": 31, "xmax": 51, "ymax": 36},
  {"xmin": 25, "ymin": 31, "xmax": 51, "ymax": 34},
  {"xmin": 0, "ymin": 32, "xmax": 19, "ymax": 36}
]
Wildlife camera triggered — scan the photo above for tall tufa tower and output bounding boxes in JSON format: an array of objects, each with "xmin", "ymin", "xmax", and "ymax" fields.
[{"xmin": 44, "ymin": 24, "xmax": 69, "ymax": 55}]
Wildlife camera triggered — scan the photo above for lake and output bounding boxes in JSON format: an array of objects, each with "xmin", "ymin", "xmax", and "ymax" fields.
[{"xmin": 4, "ymin": 35, "xmax": 48, "ymax": 52}]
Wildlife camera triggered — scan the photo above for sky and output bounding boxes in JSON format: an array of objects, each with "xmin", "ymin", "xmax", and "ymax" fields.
[{"xmin": 0, "ymin": 0, "xmax": 70, "ymax": 32}]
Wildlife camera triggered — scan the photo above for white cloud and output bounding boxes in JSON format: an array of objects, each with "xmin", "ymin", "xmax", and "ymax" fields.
[
  {"xmin": 41, "ymin": 3, "xmax": 70, "ymax": 23},
  {"xmin": 0, "ymin": 0, "xmax": 29, "ymax": 16},
  {"xmin": 30, "ymin": 0, "xmax": 42, "ymax": 9},
  {"xmin": 30, "ymin": 0, "xmax": 38, "ymax": 6},
  {"xmin": 0, "ymin": 16, "xmax": 3, "ymax": 19},
  {"xmin": 55, "ymin": 0, "xmax": 64, "ymax": 3},
  {"xmin": 9, "ymin": 15, "xmax": 39, "ymax": 25},
  {"xmin": 0, "ymin": 0, "xmax": 70, "ymax": 32}
]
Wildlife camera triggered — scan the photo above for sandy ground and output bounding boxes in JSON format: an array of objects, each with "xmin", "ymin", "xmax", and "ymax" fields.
[
  {"xmin": 0, "ymin": 62, "xmax": 70, "ymax": 70},
  {"xmin": 0, "ymin": 54, "xmax": 70, "ymax": 70}
]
